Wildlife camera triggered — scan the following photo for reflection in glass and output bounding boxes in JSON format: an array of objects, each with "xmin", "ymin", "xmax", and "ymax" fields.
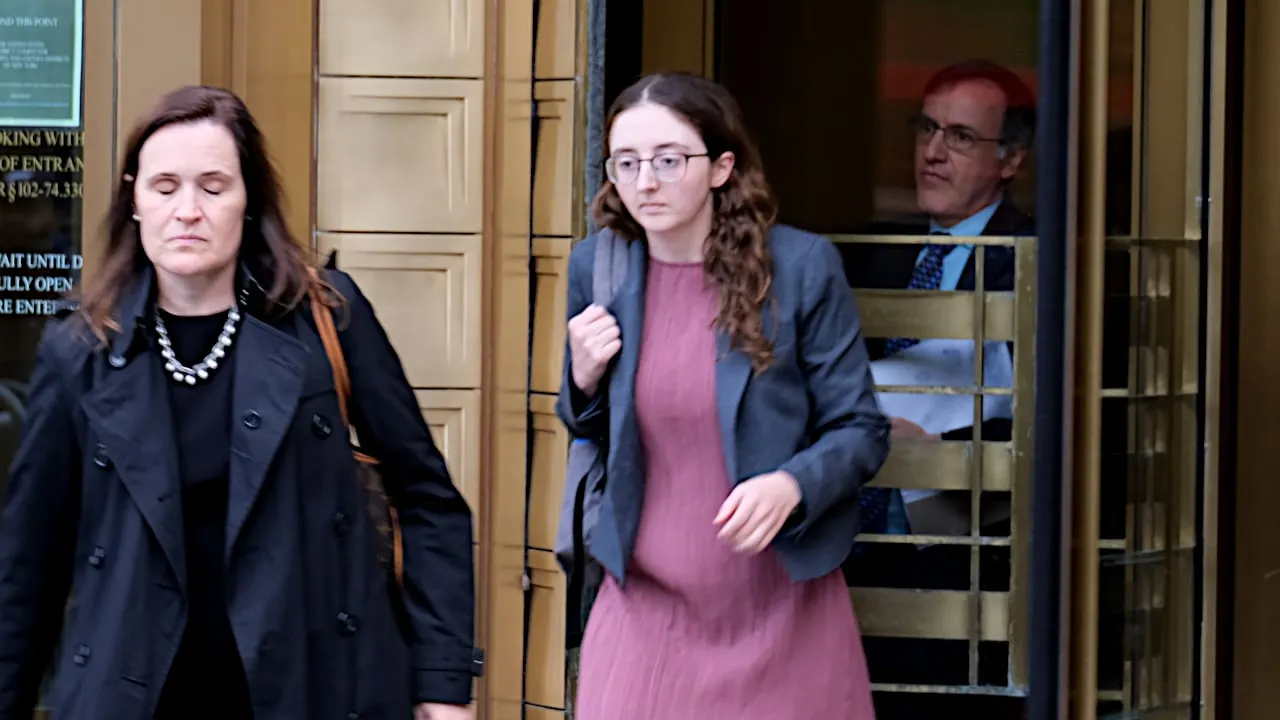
[{"xmin": 0, "ymin": 3, "xmax": 86, "ymax": 503}]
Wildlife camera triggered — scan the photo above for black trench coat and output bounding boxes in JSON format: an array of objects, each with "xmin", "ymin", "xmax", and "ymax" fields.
[{"xmin": 0, "ymin": 266, "xmax": 481, "ymax": 719}]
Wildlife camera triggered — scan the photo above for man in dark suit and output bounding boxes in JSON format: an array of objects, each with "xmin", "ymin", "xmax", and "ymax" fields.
[
  {"xmin": 841, "ymin": 61, "xmax": 1037, "ymax": 711},
  {"xmin": 843, "ymin": 59, "xmax": 1036, "ymax": 541}
]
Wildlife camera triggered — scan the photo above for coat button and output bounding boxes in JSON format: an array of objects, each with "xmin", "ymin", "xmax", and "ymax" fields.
[
  {"xmin": 72, "ymin": 644, "xmax": 90, "ymax": 666},
  {"xmin": 312, "ymin": 414, "xmax": 332, "ymax": 439},
  {"xmin": 92, "ymin": 444, "xmax": 111, "ymax": 470},
  {"xmin": 242, "ymin": 411, "xmax": 262, "ymax": 429},
  {"xmin": 88, "ymin": 546, "xmax": 106, "ymax": 568},
  {"xmin": 332, "ymin": 512, "xmax": 351, "ymax": 537},
  {"xmin": 336, "ymin": 612, "xmax": 359, "ymax": 636}
]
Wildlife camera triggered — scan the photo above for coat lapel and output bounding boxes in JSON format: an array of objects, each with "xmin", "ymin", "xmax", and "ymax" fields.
[
  {"xmin": 224, "ymin": 315, "xmax": 307, "ymax": 562},
  {"xmin": 981, "ymin": 201, "xmax": 1034, "ymax": 237},
  {"xmin": 956, "ymin": 201, "xmax": 1030, "ymax": 290},
  {"xmin": 81, "ymin": 352, "xmax": 187, "ymax": 594}
]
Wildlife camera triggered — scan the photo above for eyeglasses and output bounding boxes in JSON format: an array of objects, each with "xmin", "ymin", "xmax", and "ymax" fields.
[
  {"xmin": 910, "ymin": 115, "xmax": 1003, "ymax": 152},
  {"xmin": 605, "ymin": 152, "xmax": 709, "ymax": 185}
]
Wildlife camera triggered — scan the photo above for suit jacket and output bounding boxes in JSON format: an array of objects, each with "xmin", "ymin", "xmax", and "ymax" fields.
[{"xmin": 556, "ymin": 224, "xmax": 891, "ymax": 585}]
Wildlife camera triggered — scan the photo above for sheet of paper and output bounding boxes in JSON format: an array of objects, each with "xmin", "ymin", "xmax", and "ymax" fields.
[
  {"xmin": 872, "ymin": 339, "xmax": 1014, "ymax": 506},
  {"xmin": 871, "ymin": 339, "xmax": 1014, "ymax": 435}
]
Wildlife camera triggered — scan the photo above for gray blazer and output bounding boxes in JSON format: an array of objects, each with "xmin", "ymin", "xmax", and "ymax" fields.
[{"xmin": 556, "ymin": 224, "xmax": 890, "ymax": 585}]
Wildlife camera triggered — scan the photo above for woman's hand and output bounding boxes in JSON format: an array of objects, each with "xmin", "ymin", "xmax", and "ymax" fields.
[
  {"xmin": 567, "ymin": 304, "xmax": 621, "ymax": 397},
  {"xmin": 415, "ymin": 703, "xmax": 472, "ymax": 720},
  {"xmin": 713, "ymin": 471, "xmax": 803, "ymax": 554}
]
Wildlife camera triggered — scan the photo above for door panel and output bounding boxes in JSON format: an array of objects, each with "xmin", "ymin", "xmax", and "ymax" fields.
[
  {"xmin": 571, "ymin": 2, "xmax": 1045, "ymax": 717},
  {"xmin": 552, "ymin": 2, "xmax": 1225, "ymax": 719},
  {"xmin": 1084, "ymin": 0, "xmax": 1216, "ymax": 717}
]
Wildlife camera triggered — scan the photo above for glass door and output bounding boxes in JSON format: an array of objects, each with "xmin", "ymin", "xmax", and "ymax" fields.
[
  {"xmin": 618, "ymin": 1, "xmax": 1044, "ymax": 717},
  {"xmin": 0, "ymin": 0, "xmax": 102, "ymax": 503}
]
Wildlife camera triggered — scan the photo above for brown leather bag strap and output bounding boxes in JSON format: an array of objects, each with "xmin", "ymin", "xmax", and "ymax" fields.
[
  {"xmin": 307, "ymin": 272, "xmax": 377, "ymax": 465},
  {"xmin": 309, "ymin": 283, "xmax": 352, "ymax": 424},
  {"xmin": 307, "ymin": 269, "xmax": 401, "ymax": 584}
]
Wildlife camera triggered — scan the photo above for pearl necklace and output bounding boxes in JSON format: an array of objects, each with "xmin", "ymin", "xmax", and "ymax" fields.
[{"xmin": 154, "ymin": 306, "xmax": 241, "ymax": 386}]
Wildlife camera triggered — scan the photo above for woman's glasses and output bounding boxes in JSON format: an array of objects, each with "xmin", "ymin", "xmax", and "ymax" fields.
[{"xmin": 605, "ymin": 152, "xmax": 709, "ymax": 185}]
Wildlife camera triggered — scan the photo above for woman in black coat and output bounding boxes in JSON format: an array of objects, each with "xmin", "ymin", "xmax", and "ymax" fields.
[{"xmin": 0, "ymin": 86, "xmax": 481, "ymax": 719}]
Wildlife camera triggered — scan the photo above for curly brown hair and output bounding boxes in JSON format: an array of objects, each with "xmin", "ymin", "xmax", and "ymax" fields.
[
  {"xmin": 591, "ymin": 72, "xmax": 779, "ymax": 371},
  {"xmin": 79, "ymin": 86, "xmax": 318, "ymax": 341}
]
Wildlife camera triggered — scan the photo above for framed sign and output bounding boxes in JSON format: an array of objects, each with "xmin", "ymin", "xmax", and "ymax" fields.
[{"xmin": 0, "ymin": 0, "xmax": 82, "ymax": 128}]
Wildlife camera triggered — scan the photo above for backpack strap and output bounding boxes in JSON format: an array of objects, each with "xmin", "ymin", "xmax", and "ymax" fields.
[
  {"xmin": 565, "ymin": 230, "xmax": 629, "ymax": 647},
  {"xmin": 591, "ymin": 229, "xmax": 629, "ymax": 307}
]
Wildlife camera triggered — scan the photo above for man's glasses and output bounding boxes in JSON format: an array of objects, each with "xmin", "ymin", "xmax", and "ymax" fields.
[{"xmin": 910, "ymin": 115, "xmax": 1003, "ymax": 152}]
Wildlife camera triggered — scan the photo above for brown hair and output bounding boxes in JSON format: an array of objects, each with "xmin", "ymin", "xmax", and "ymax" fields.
[
  {"xmin": 591, "ymin": 72, "xmax": 779, "ymax": 371},
  {"xmin": 79, "ymin": 85, "xmax": 315, "ymax": 339}
]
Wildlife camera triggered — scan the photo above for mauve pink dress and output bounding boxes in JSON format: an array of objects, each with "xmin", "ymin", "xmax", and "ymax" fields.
[{"xmin": 573, "ymin": 258, "xmax": 876, "ymax": 720}]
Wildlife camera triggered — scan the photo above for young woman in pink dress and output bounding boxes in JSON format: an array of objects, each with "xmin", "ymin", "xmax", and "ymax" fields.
[{"xmin": 557, "ymin": 72, "xmax": 890, "ymax": 719}]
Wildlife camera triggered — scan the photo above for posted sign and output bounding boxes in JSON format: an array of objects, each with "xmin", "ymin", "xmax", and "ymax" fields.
[{"xmin": 0, "ymin": 1, "xmax": 82, "ymax": 128}]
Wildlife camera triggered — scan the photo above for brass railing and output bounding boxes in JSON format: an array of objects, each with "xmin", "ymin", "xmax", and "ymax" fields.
[{"xmin": 834, "ymin": 232, "xmax": 1038, "ymax": 697}]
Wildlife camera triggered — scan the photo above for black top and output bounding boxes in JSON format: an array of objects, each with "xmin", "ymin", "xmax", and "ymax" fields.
[{"xmin": 151, "ymin": 308, "xmax": 253, "ymax": 719}]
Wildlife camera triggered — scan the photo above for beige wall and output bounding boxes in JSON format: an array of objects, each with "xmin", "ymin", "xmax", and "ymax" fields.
[{"xmin": 313, "ymin": 0, "xmax": 492, "ymax": 707}]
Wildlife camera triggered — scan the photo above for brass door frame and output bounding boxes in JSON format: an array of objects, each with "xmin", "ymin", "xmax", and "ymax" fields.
[
  {"xmin": 1071, "ymin": 3, "xmax": 1107, "ymax": 716},
  {"xmin": 1232, "ymin": 0, "xmax": 1280, "ymax": 715},
  {"xmin": 83, "ymin": 0, "xmax": 205, "ymax": 278},
  {"xmin": 1070, "ymin": 0, "xmax": 1226, "ymax": 717},
  {"xmin": 1200, "ymin": 0, "xmax": 1230, "ymax": 717},
  {"xmin": 81, "ymin": 0, "xmax": 117, "ymax": 278},
  {"xmin": 199, "ymin": 0, "xmax": 315, "ymax": 245},
  {"xmin": 482, "ymin": 0, "xmax": 536, "ymax": 715}
]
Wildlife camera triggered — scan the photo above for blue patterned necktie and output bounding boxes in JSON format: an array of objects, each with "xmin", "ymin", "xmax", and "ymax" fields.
[
  {"xmin": 883, "ymin": 232, "xmax": 950, "ymax": 356},
  {"xmin": 856, "ymin": 481, "xmax": 894, "ymax": 543},
  {"xmin": 856, "ymin": 233, "xmax": 951, "ymax": 543}
]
